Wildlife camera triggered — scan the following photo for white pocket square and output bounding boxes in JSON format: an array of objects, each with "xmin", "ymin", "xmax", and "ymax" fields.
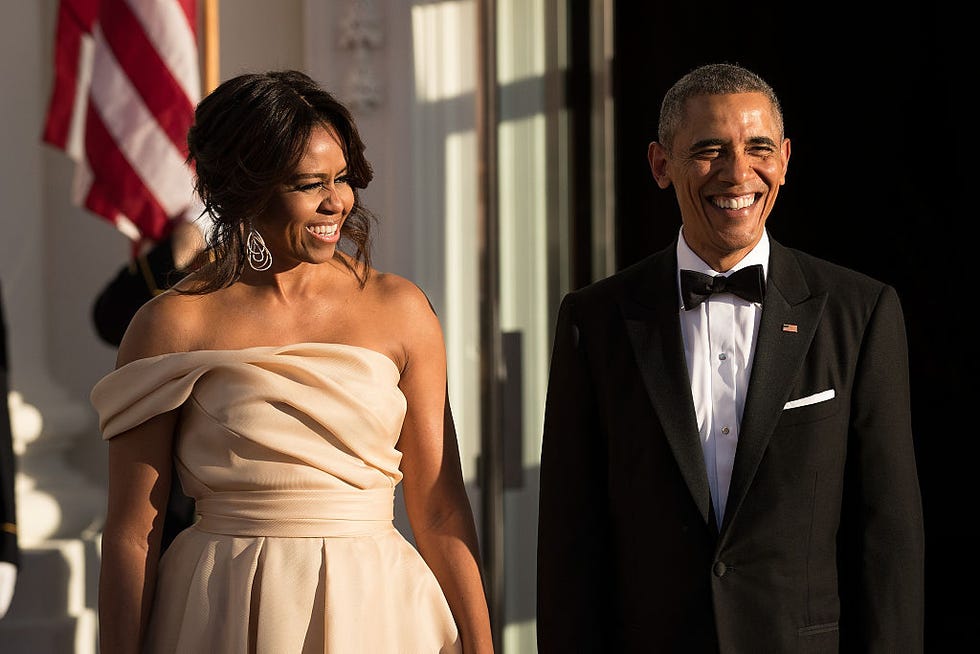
[{"xmin": 783, "ymin": 389, "xmax": 835, "ymax": 410}]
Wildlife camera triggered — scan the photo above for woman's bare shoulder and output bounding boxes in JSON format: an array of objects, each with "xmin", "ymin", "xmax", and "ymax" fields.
[
  {"xmin": 367, "ymin": 272, "xmax": 444, "ymax": 353},
  {"xmin": 116, "ymin": 287, "xmax": 213, "ymax": 366},
  {"xmin": 370, "ymin": 271, "xmax": 438, "ymax": 320},
  {"xmin": 364, "ymin": 272, "xmax": 446, "ymax": 380}
]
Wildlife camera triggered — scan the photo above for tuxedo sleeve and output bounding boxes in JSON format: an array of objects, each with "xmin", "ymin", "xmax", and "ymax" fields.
[
  {"xmin": 838, "ymin": 284, "xmax": 924, "ymax": 652},
  {"xmin": 537, "ymin": 293, "xmax": 612, "ymax": 652}
]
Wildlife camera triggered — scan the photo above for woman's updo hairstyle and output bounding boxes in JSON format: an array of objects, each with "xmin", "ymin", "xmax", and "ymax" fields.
[{"xmin": 185, "ymin": 70, "xmax": 374, "ymax": 292}]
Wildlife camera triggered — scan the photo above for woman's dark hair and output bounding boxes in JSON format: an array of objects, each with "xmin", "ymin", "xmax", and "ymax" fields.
[{"xmin": 184, "ymin": 69, "xmax": 375, "ymax": 293}]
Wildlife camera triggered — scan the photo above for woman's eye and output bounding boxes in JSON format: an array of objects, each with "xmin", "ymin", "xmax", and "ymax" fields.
[{"xmin": 296, "ymin": 177, "xmax": 349, "ymax": 192}]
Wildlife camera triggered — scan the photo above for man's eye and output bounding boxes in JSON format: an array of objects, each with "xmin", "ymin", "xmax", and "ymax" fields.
[
  {"xmin": 748, "ymin": 146, "xmax": 775, "ymax": 157},
  {"xmin": 694, "ymin": 149, "xmax": 722, "ymax": 160}
]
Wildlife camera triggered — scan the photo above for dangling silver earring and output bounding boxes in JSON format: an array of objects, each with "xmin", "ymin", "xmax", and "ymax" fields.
[{"xmin": 246, "ymin": 225, "xmax": 272, "ymax": 271}]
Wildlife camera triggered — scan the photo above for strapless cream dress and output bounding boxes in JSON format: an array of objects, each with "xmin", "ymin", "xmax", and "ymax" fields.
[{"xmin": 91, "ymin": 343, "xmax": 461, "ymax": 653}]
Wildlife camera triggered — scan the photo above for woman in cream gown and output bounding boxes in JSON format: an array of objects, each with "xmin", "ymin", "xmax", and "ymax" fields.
[{"xmin": 91, "ymin": 70, "xmax": 493, "ymax": 654}]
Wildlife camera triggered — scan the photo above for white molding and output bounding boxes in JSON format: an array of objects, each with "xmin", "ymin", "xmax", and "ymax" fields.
[{"xmin": 337, "ymin": 0, "xmax": 385, "ymax": 112}]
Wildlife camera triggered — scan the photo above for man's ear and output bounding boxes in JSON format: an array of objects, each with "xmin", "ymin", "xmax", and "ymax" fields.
[
  {"xmin": 779, "ymin": 137, "xmax": 791, "ymax": 186},
  {"xmin": 648, "ymin": 141, "xmax": 672, "ymax": 189}
]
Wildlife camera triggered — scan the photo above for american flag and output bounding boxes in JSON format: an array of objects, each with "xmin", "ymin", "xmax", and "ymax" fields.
[{"xmin": 42, "ymin": 0, "xmax": 201, "ymax": 244}]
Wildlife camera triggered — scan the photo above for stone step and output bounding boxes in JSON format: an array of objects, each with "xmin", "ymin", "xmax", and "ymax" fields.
[{"xmin": 0, "ymin": 538, "xmax": 99, "ymax": 654}]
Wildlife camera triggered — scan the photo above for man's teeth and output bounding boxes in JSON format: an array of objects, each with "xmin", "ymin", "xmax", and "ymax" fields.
[
  {"xmin": 714, "ymin": 194, "xmax": 755, "ymax": 210},
  {"xmin": 308, "ymin": 224, "xmax": 338, "ymax": 237}
]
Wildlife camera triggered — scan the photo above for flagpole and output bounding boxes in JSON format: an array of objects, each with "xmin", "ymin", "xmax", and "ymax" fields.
[{"xmin": 203, "ymin": 0, "xmax": 219, "ymax": 94}]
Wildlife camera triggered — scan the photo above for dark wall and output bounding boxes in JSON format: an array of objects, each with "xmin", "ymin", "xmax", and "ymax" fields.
[{"xmin": 612, "ymin": 2, "xmax": 969, "ymax": 649}]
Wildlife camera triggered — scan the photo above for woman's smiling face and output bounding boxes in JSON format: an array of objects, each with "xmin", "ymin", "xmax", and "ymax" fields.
[{"xmin": 254, "ymin": 124, "xmax": 355, "ymax": 268}]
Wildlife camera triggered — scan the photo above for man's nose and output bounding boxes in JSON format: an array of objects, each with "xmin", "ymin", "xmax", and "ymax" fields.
[{"xmin": 718, "ymin": 151, "xmax": 754, "ymax": 183}]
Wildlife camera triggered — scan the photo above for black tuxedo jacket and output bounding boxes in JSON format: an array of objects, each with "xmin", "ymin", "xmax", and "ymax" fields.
[{"xmin": 536, "ymin": 237, "xmax": 924, "ymax": 653}]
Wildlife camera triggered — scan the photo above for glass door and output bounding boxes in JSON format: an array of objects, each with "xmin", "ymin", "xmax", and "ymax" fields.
[{"xmin": 481, "ymin": 0, "xmax": 612, "ymax": 650}]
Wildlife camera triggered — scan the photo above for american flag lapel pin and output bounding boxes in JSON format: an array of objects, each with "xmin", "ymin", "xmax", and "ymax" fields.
[{"xmin": 782, "ymin": 323, "xmax": 798, "ymax": 333}]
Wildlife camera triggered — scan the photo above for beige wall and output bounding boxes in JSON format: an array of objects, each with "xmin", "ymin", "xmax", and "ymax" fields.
[{"xmin": 216, "ymin": 0, "xmax": 305, "ymax": 82}]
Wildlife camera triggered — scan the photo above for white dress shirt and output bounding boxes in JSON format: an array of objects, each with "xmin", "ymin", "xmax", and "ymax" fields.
[{"xmin": 676, "ymin": 228, "xmax": 769, "ymax": 529}]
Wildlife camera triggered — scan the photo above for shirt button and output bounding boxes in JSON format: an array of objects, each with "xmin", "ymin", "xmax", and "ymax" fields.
[
  {"xmin": 718, "ymin": 353, "xmax": 727, "ymax": 361},
  {"xmin": 713, "ymin": 561, "xmax": 728, "ymax": 577},
  {"xmin": 721, "ymin": 426, "xmax": 730, "ymax": 435}
]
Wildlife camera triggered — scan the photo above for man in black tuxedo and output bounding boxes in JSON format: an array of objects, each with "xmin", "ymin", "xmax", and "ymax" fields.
[{"xmin": 536, "ymin": 63, "xmax": 924, "ymax": 652}]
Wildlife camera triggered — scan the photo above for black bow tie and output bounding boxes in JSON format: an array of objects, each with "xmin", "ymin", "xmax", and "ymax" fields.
[{"xmin": 680, "ymin": 264, "xmax": 765, "ymax": 310}]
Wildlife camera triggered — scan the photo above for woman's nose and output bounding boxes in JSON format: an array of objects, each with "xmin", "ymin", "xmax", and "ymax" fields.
[{"xmin": 319, "ymin": 183, "xmax": 344, "ymax": 210}]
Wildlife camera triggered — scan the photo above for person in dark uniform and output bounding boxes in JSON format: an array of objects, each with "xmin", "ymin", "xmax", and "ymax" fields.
[{"xmin": 0, "ymin": 278, "xmax": 20, "ymax": 619}]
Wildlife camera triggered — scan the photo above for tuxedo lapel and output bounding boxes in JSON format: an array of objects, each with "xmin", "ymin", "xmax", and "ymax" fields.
[
  {"xmin": 621, "ymin": 246, "xmax": 713, "ymax": 527},
  {"xmin": 720, "ymin": 240, "xmax": 827, "ymax": 535}
]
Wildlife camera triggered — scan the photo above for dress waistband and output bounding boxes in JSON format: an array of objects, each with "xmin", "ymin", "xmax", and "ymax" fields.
[{"xmin": 194, "ymin": 488, "xmax": 395, "ymax": 537}]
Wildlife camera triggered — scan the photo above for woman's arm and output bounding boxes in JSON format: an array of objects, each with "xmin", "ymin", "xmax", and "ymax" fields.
[
  {"xmin": 99, "ymin": 293, "xmax": 187, "ymax": 653},
  {"xmin": 394, "ymin": 282, "xmax": 494, "ymax": 654},
  {"xmin": 100, "ymin": 409, "xmax": 177, "ymax": 654}
]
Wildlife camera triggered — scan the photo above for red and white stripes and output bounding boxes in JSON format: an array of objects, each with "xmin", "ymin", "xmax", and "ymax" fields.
[{"xmin": 43, "ymin": 0, "xmax": 201, "ymax": 244}]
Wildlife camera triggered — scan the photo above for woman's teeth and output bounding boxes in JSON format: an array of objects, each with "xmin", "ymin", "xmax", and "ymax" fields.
[{"xmin": 308, "ymin": 224, "xmax": 338, "ymax": 237}]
